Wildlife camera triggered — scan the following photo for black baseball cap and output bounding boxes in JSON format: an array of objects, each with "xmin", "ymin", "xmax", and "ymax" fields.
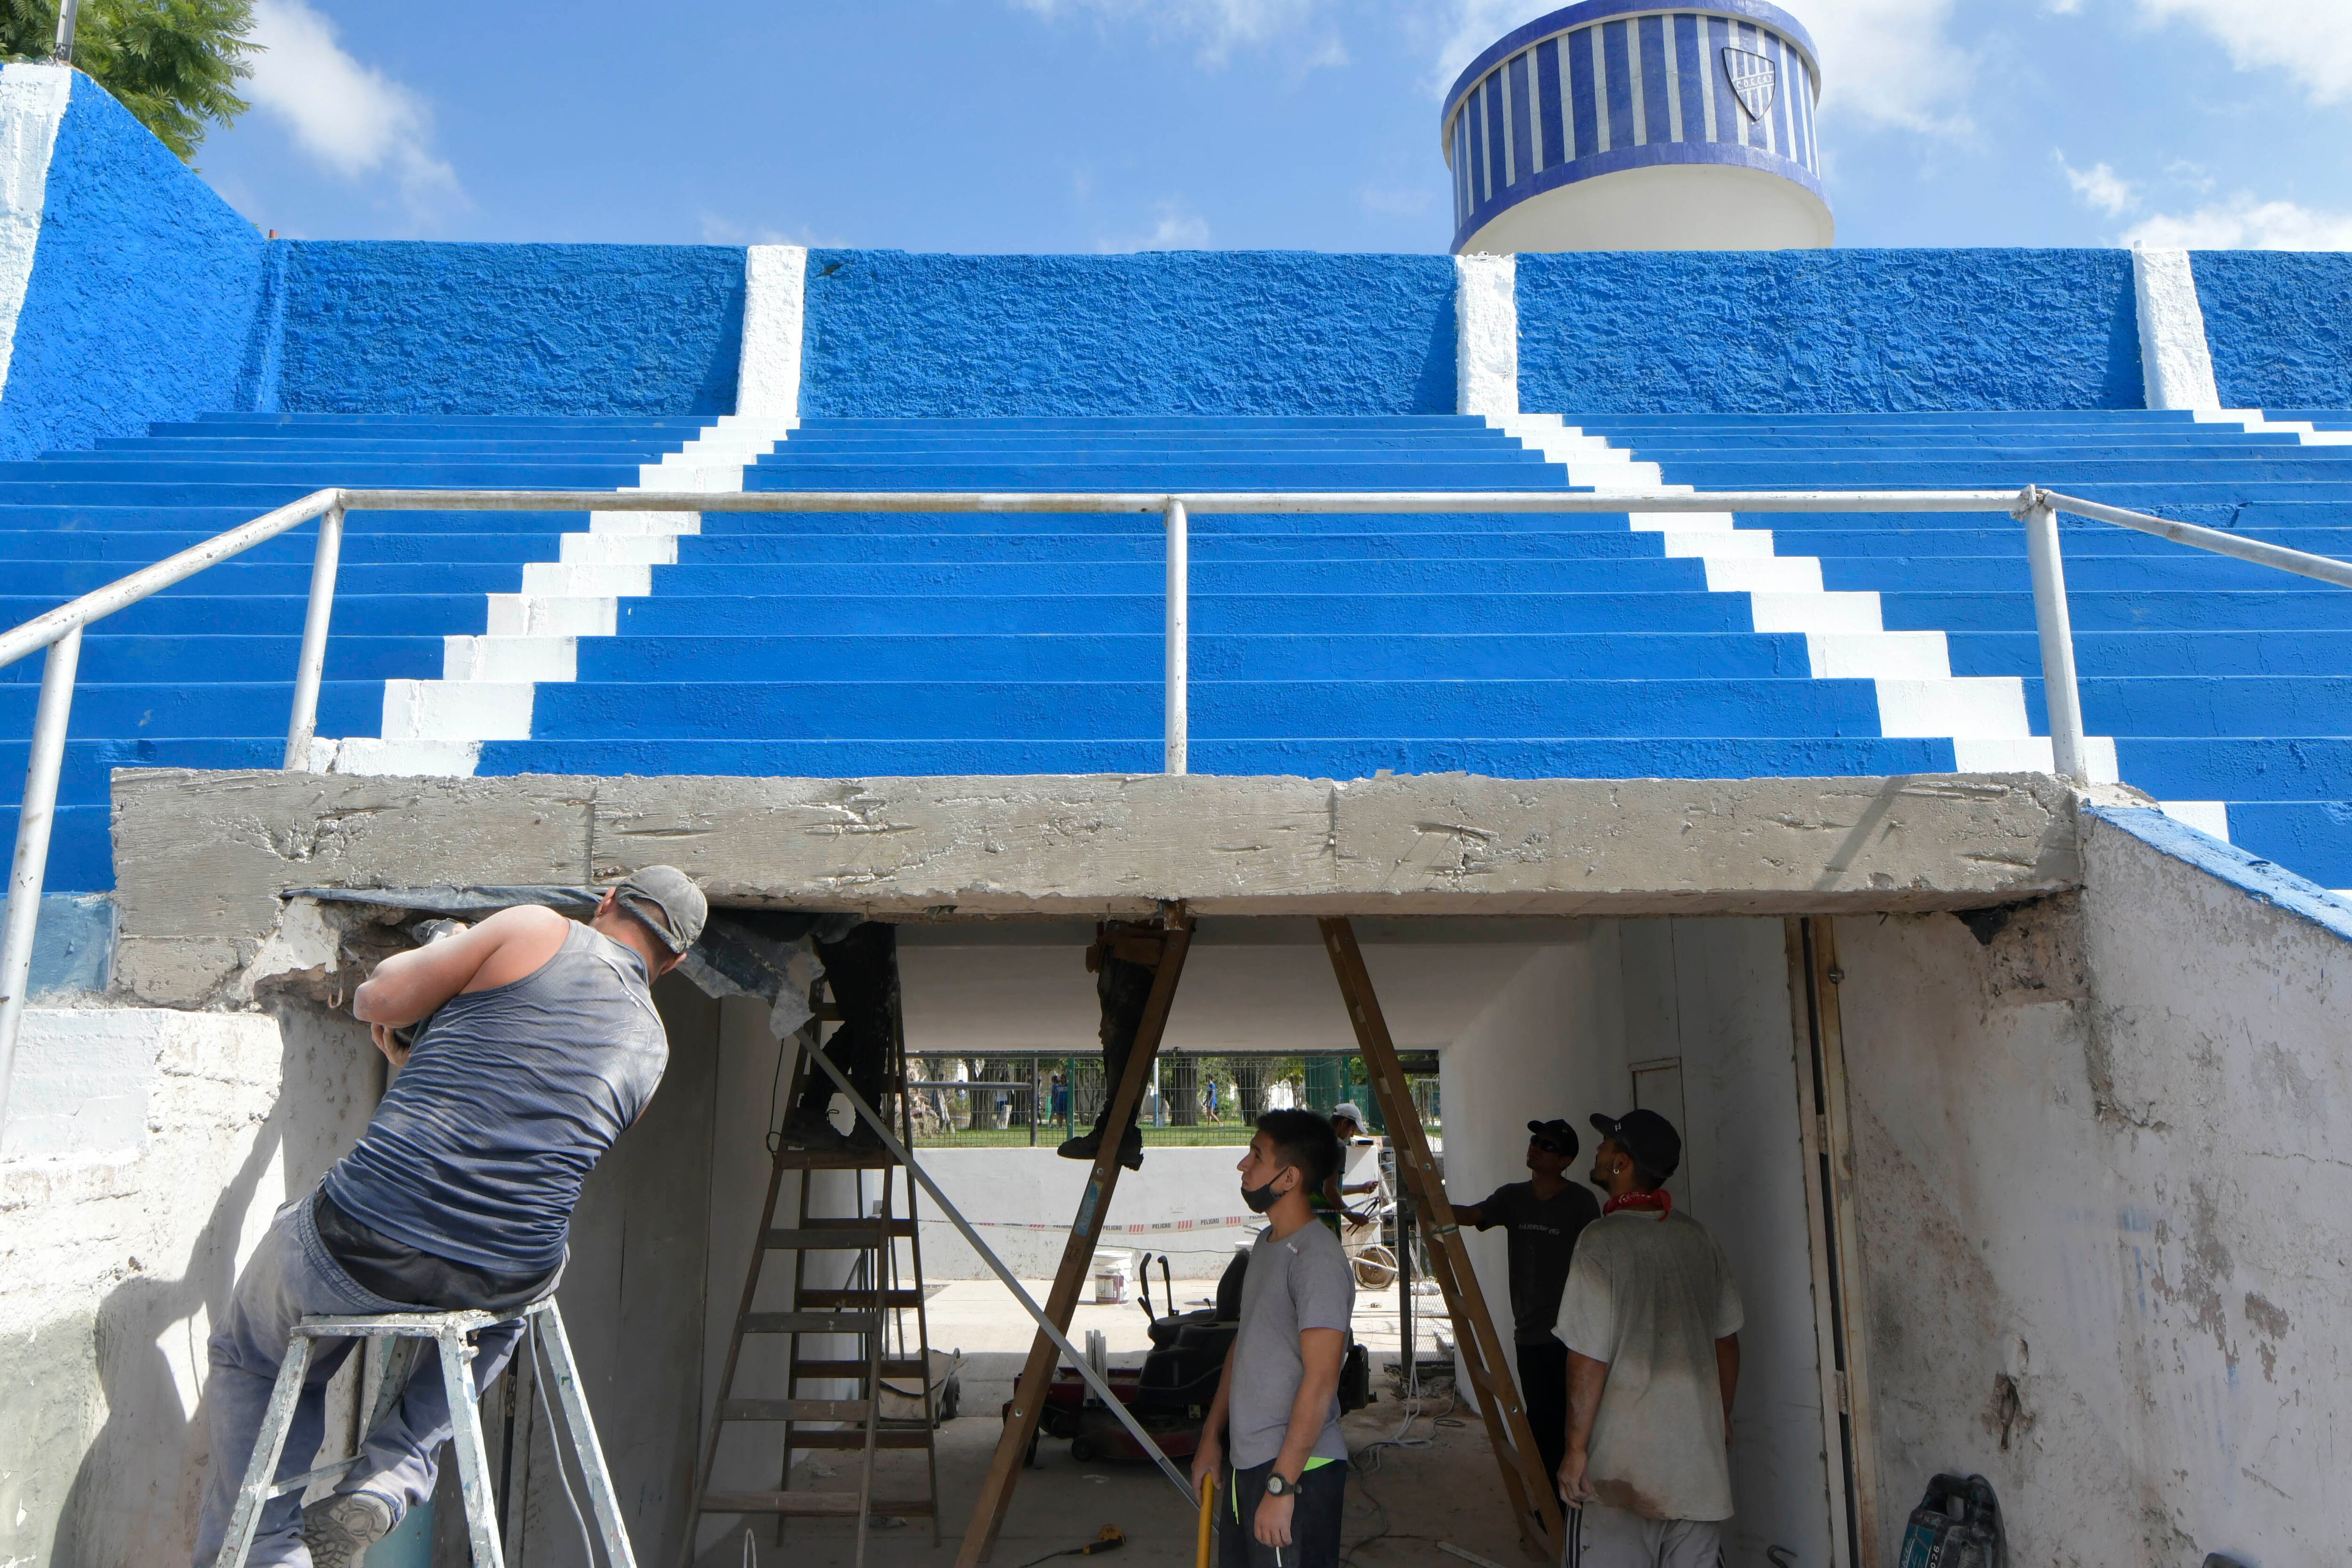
[
  {"xmin": 611, "ymin": 865, "xmax": 708, "ymax": 955},
  {"xmin": 1526, "ymin": 1119, "xmax": 1579, "ymax": 1158},
  {"xmin": 1589, "ymin": 1109, "xmax": 1681, "ymax": 1181}
]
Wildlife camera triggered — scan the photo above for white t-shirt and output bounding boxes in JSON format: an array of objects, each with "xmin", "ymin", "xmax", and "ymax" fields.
[{"xmin": 1554, "ymin": 1208, "xmax": 1744, "ymax": 1522}]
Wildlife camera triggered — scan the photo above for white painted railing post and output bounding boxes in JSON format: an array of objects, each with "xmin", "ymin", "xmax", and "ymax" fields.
[
  {"xmin": 0, "ymin": 623, "xmax": 82, "ymax": 1138},
  {"xmin": 2020, "ymin": 491, "xmax": 2090, "ymax": 784},
  {"xmin": 283, "ymin": 503, "xmax": 345, "ymax": 770},
  {"xmin": 1163, "ymin": 497, "xmax": 1188, "ymax": 776}
]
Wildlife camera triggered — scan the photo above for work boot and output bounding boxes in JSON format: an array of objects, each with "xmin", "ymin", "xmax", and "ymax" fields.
[
  {"xmin": 1056, "ymin": 1118, "xmax": 1143, "ymax": 1170},
  {"xmin": 774, "ymin": 1107, "xmax": 849, "ymax": 1152},
  {"xmin": 302, "ymin": 1491, "xmax": 394, "ymax": 1568}
]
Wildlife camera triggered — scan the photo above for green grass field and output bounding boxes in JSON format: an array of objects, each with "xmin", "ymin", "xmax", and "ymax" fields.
[{"xmin": 911, "ymin": 1122, "xmax": 1442, "ymax": 1149}]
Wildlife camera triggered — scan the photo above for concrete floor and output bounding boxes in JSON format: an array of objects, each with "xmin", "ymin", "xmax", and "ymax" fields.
[{"xmin": 696, "ymin": 1277, "xmax": 1536, "ymax": 1568}]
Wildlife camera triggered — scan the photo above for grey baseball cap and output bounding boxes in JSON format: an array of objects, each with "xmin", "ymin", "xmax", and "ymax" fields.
[{"xmin": 612, "ymin": 866, "xmax": 707, "ymax": 954}]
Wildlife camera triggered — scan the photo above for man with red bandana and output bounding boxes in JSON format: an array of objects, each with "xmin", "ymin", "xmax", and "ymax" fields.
[{"xmin": 1553, "ymin": 1109, "xmax": 1742, "ymax": 1568}]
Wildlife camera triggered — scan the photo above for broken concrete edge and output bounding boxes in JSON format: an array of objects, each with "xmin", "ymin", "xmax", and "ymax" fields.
[
  {"xmin": 102, "ymin": 765, "xmax": 2115, "ymax": 1008},
  {"xmin": 2083, "ymin": 805, "xmax": 2352, "ymax": 946}
]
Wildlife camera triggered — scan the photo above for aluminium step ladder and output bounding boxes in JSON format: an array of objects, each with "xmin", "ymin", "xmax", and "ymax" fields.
[{"xmin": 681, "ymin": 963, "xmax": 943, "ymax": 1568}]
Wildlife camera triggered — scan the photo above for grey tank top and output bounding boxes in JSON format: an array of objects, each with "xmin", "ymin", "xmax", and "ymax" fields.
[{"xmin": 323, "ymin": 923, "xmax": 670, "ymax": 1274}]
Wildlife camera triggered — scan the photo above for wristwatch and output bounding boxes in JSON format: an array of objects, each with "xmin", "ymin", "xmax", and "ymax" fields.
[{"xmin": 1263, "ymin": 1471, "xmax": 1296, "ymax": 1497}]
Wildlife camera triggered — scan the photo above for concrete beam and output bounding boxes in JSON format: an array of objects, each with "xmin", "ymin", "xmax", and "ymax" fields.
[{"xmin": 111, "ymin": 768, "xmax": 2089, "ymax": 1004}]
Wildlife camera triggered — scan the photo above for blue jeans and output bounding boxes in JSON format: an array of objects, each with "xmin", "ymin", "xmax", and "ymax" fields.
[{"xmin": 193, "ymin": 1192, "xmax": 525, "ymax": 1568}]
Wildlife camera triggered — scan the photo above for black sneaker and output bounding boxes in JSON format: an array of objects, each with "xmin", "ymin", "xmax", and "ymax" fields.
[
  {"xmin": 302, "ymin": 1492, "xmax": 393, "ymax": 1568},
  {"xmin": 775, "ymin": 1110, "xmax": 849, "ymax": 1151},
  {"xmin": 1055, "ymin": 1122, "xmax": 1143, "ymax": 1170}
]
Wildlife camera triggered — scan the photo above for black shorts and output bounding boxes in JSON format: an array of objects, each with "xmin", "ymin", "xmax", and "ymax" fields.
[{"xmin": 1220, "ymin": 1459, "xmax": 1346, "ymax": 1568}]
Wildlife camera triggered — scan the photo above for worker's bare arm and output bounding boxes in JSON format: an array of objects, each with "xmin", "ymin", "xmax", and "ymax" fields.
[
  {"xmin": 1254, "ymin": 1326, "xmax": 1344, "ymax": 1547},
  {"xmin": 353, "ymin": 906, "xmax": 571, "ymax": 1027},
  {"xmin": 1188, "ymin": 1339, "xmax": 1240, "ymax": 1492},
  {"xmin": 1448, "ymin": 1198, "xmax": 1485, "ymax": 1227},
  {"xmin": 1715, "ymin": 1332, "xmax": 1740, "ymax": 1443},
  {"xmin": 1558, "ymin": 1349, "xmax": 1608, "ymax": 1506}
]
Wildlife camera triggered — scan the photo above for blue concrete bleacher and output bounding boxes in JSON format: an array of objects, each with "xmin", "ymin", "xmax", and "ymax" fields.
[{"xmin": 3, "ymin": 408, "xmax": 2350, "ymax": 894}]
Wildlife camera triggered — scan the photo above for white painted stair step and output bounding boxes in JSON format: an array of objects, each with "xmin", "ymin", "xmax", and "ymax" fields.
[
  {"xmin": 560, "ymin": 532, "xmax": 679, "ymax": 565},
  {"xmin": 381, "ymin": 679, "xmax": 535, "ymax": 742},
  {"xmin": 1875, "ymin": 678, "xmax": 2031, "ymax": 738},
  {"xmin": 444, "ymin": 635, "xmax": 578, "ymax": 683},
  {"xmin": 1659, "ymin": 530, "xmax": 1775, "ymax": 558},
  {"xmin": 1748, "ymin": 591, "xmax": 1884, "ymax": 635},
  {"xmin": 325, "ymin": 738, "xmax": 485, "ymax": 777},
  {"xmin": 1703, "ymin": 557, "xmax": 1822, "ymax": 594},
  {"xmin": 1953, "ymin": 735, "xmax": 2121, "ymax": 783},
  {"xmin": 2158, "ymin": 801, "xmax": 2231, "ymax": 840},
  {"xmin": 487, "ymin": 594, "xmax": 619, "ymax": 637},
  {"xmin": 1805, "ymin": 631, "xmax": 1950, "ymax": 680},
  {"xmin": 522, "ymin": 561, "xmax": 652, "ymax": 597}
]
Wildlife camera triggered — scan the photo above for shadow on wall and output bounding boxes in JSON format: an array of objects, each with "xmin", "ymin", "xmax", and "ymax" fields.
[{"xmin": 19, "ymin": 1005, "xmax": 377, "ymax": 1568}]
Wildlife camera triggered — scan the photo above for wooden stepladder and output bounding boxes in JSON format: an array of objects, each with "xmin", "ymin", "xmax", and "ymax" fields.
[
  {"xmin": 1319, "ymin": 917, "xmax": 1566, "ymax": 1563},
  {"xmin": 955, "ymin": 908, "xmax": 1195, "ymax": 1568},
  {"xmin": 681, "ymin": 964, "xmax": 943, "ymax": 1568}
]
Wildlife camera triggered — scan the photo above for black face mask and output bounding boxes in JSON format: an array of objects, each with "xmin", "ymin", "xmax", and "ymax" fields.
[{"xmin": 1241, "ymin": 1170, "xmax": 1291, "ymax": 1213}]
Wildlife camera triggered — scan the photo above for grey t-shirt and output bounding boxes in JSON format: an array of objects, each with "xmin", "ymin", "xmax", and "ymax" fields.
[
  {"xmin": 1555, "ymin": 1209, "xmax": 1744, "ymax": 1522},
  {"xmin": 1227, "ymin": 1219, "xmax": 1356, "ymax": 1470}
]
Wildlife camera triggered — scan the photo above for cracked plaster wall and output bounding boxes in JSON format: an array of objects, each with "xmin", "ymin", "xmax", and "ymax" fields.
[{"xmin": 1831, "ymin": 816, "xmax": 2348, "ymax": 1566}]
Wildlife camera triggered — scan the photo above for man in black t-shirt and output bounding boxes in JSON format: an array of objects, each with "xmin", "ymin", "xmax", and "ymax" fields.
[{"xmin": 1448, "ymin": 1118, "xmax": 1602, "ymax": 1483}]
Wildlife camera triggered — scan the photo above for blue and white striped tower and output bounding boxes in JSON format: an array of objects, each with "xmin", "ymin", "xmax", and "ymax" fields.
[{"xmin": 1442, "ymin": 0, "xmax": 1833, "ymax": 253}]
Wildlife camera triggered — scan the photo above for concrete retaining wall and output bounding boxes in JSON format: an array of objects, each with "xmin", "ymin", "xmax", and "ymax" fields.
[
  {"xmin": 0, "ymin": 66, "xmax": 268, "ymax": 461},
  {"xmin": 1832, "ymin": 809, "xmax": 2351, "ymax": 1566},
  {"xmin": 799, "ymin": 249, "xmax": 1457, "ymax": 417},
  {"xmin": 1517, "ymin": 248, "xmax": 2142, "ymax": 414},
  {"xmin": 274, "ymin": 241, "xmax": 746, "ymax": 416},
  {"xmin": 2191, "ymin": 250, "xmax": 2352, "ymax": 411}
]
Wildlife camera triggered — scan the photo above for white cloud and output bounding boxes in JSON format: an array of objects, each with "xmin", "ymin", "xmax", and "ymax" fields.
[
  {"xmin": 1097, "ymin": 199, "xmax": 1212, "ymax": 252},
  {"xmin": 1012, "ymin": 0, "xmax": 1330, "ymax": 66},
  {"xmin": 2134, "ymin": 0, "xmax": 2352, "ymax": 106},
  {"xmin": 1416, "ymin": 0, "xmax": 1974, "ymax": 135},
  {"xmin": 2124, "ymin": 196, "xmax": 2352, "ymax": 250},
  {"xmin": 245, "ymin": 0, "xmax": 463, "ymax": 221},
  {"xmin": 2057, "ymin": 151, "xmax": 2136, "ymax": 216}
]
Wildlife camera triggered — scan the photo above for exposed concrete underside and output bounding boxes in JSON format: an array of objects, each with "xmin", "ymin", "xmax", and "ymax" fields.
[{"xmin": 112, "ymin": 767, "xmax": 2095, "ymax": 1005}]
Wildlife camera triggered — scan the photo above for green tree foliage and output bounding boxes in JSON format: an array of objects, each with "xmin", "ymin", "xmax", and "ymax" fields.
[{"xmin": 0, "ymin": 0, "xmax": 254, "ymax": 162}]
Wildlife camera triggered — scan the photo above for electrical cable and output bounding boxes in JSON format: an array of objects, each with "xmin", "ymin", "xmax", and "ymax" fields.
[
  {"xmin": 1014, "ymin": 1525, "xmax": 1127, "ymax": 1567},
  {"xmin": 529, "ymin": 1323, "xmax": 600, "ymax": 1568}
]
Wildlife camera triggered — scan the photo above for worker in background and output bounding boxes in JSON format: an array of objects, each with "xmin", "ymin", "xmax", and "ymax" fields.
[
  {"xmin": 1058, "ymin": 920, "xmax": 1168, "ymax": 1170},
  {"xmin": 1555, "ymin": 1110, "xmax": 1742, "ymax": 1568},
  {"xmin": 775, "ymin": 920, "xmax": 899, "ymax": 1150},
  {"xmin": 1311, "ymin": 1101, "xmax": 1383, "ymax": 1235},
  {"xmin": 1446, "ymin": 1118, "xmax": 1601, "ymax": 1483},
  {"xmin": 1192, "ymin": 1110, "xmax": 1355, "ymax": 1568},
  {"xmin": 192, "ymin": 869, "xmax": 706, "ymax": 1568}
]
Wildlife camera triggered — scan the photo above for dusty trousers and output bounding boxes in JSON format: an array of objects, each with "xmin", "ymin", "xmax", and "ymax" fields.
[
  {"xmin": 1562, "ymin": 1502, "xmax": 1723, "ymax": 1568},
  {"xmin": 194, "ymin": 1194, "xmax": 524, "ymax": 1568},
  {"xmin": 793, "ymin": 921, "xmax": 898, "ymax": 1123}
]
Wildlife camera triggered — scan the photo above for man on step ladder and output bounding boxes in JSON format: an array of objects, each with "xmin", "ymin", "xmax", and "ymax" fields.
[{"xmin": 192, "ymin": 868, "xmax": 707, "ymax": 1568}]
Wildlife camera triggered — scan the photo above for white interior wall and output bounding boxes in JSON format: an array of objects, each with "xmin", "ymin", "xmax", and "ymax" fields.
[
  {"xmin": 1436, "ymin": 921, "xmax": 1834, "ymax": 1568},
  {"xmin": 1832, "ymin": 818, "xmax": 2352, "ymax": 1568}
]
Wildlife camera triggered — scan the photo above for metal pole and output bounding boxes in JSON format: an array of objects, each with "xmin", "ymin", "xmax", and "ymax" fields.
[
  {"xmin": 0, "ymin": 625, "xmax": 83, "ymax": 1143},
  {"xmin": 2020, "ymin": 494, "xmax": 2090, "ymax": 784},
  {"xmin": 51, "ymin": 0, "xmax": 78, "ymax": 61},
  {"xmin": 1163, "ymin": 497, "xmax": 1187, "ymax": 776},
  {"xmin": 283, "ymin": 504, "xmax": 345, "ymax": 769}
]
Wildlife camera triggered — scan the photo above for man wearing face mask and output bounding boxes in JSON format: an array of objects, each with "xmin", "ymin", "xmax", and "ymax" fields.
[
  {"xmin": 1190, "ymin": 1110, "xmax": 1353, "ymax": 1568},
  {"xmin": 1554, "ymin": 1110, "xmax": 1742, "ymax": 1568}
]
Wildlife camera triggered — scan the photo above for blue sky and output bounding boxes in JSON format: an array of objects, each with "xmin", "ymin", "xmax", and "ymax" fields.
[{"xmin": 196, "ymin": 0, "xmax": 2352, "ymax": 254}]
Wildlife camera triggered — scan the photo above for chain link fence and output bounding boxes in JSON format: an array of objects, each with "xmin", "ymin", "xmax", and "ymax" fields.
[{"xmin": 906, "ymin": 1052, "xmax": 1441, "ymax": 1148}]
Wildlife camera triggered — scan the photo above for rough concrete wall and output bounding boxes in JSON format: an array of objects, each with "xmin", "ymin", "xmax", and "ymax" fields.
[
  {"xmin": 0, "ymin": 1003, "xmax": 376, "ymax": 1568},
  {"xmin": 2190, "ymin": 250, "xmax": 2352, "ymax": 410},
  {"xmin": 107, "ymin": 770, "xmax": 2089, "ymax": 1008},
  {"xmin": 1832, "ymin": 818, "xmax": 2350, "ymax": 1566},
  {"xmin": 1518, "ymin": 249, "xmax": 2142, "ymax": 414},
  {"xmin": 275, "ymin": 241, "xmax": 745, "ymax": 415},
  {"xmin": 799, "ymin": 250, "xmax": 1456, "ymax": 416},
  {"xmin": 0, "ymin": 70, "xmax": 268, "ymax": 459}
]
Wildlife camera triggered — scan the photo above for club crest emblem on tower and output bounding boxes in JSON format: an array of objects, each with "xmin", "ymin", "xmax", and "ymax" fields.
[{"xmin": 1722, "ymin": 47, "xmax": 1776, "ymax": 120}]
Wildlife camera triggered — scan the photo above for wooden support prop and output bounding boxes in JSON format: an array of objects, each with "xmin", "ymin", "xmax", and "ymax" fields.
[
  {"xmin": 956, "ymin": 907, "xmax": 1194, "ymax": 1567},
  {"xmin": 1317, "ymin": 917, "xmax": 1565, "ymax": 1562}
]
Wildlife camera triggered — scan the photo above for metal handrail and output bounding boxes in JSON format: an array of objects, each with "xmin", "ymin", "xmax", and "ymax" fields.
[{"xmin": 4, "ymin": 479, "xmax": 2351, "ymax": 1134}]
